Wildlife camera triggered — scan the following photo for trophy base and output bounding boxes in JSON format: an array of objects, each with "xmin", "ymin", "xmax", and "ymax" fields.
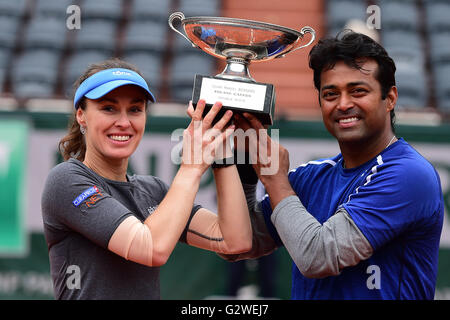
[{"xmin": 191, "ymin": 75, "xmax": 275, "ymax": 126}]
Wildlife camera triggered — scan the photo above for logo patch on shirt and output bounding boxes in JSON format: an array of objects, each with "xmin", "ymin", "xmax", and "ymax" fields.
[{"xmin": 72, "ymin": 186, "xmax": 100, "ymax": 207}]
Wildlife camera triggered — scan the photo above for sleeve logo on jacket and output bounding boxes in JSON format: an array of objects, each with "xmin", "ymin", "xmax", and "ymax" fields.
[{"xmin": 72, "ymin": 186, "xmax": 102, "ymax": 207}]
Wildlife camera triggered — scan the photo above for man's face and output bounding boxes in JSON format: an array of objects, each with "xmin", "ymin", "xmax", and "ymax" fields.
[{"xmin": 319, "ymin": 59, "xmax": 396, "ymax": 146}]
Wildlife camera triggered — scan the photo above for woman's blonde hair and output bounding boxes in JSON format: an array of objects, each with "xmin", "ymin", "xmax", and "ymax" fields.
[{"xmin": 59, "ymin": 58, "xmax": 145, "ymax": 161}]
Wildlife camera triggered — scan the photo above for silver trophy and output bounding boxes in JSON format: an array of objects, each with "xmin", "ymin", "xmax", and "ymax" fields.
[{"xmin": 168, "ymin": 12, "xmax": 315, "ymax": 125}]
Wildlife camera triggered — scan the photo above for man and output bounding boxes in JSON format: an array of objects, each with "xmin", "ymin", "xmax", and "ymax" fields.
[{"xmin": 224, "ymin": 32, "xmax": 444, "ymax": 300}]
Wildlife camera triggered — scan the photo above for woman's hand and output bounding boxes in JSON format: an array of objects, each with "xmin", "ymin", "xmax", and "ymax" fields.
[
  {"xmin": 183, "ymin": 99, "xmax": 235, "ymax": 174},
  {"xmin": 182, "ymin": 102, "xmax": 252, "ymax": 255}
]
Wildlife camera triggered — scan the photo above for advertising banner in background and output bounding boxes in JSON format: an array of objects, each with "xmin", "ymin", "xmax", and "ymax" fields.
[
  {"xmin": 0, "ymin": 116, "xmax": 449, "ymax": 299},
  {"xmin": 0, "ymin": 119, "xmax": 28, "ymax": 256}
]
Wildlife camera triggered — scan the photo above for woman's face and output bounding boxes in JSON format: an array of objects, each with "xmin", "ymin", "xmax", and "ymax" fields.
[{"xmin": 77, "ymin": 85, "xmax": 147, "ymax": 163}]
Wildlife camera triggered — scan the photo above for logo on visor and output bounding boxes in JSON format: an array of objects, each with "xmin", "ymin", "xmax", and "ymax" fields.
[{"xmin": 112, "ymin": 70, "xmax": 132, "ymax": 76}]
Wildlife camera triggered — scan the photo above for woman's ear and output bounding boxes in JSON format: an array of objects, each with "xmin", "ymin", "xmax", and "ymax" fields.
[{"xmin": 76, "ymin": 107, "xmax": 86, "ymax": 127}]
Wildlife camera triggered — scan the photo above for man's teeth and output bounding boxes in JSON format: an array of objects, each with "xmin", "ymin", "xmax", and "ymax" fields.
[
  {"xmin": 339, "ymin": 117, "xmax": 358, "ymax": 123},
  {"xmin": 109, "ymin": 135, "xmax": 130, "ymax": 141}
]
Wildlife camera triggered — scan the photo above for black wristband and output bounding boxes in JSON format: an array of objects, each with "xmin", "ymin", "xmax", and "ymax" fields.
[
  {"xmin": 236, "ymin": 163, "xmax": 258, "ymax": 184},
  {"xmin": 235, "ymin": 151, "xmax": 258, "ymax": 184},
  {"xmin": 211, "ymin": 157, "xmax": 235, "ymax": 168}
]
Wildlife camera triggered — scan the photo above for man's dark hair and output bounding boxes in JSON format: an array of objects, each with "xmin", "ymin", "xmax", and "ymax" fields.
[{"xmin": 309, "ymin": 31, "xmax": 397, "ymax": 132}]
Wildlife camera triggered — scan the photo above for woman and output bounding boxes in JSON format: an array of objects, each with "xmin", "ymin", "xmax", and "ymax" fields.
[{"xmin": 41, "ymin": 58, "xmax": 252, "ymax": 299}]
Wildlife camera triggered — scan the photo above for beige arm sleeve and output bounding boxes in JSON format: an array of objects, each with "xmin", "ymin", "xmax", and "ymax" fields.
[
  {"xmin": 186, "ymin": 208, "xmax": 230, "ymax": 253},
  {"xmin": 108, "ymin": 215, "xmax": 153, "ymax": 267}
]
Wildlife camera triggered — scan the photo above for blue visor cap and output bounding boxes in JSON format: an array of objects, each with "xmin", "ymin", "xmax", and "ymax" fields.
[{"xmin": 73, "ymin": 68, "xmax": 156, "ymax": 108}]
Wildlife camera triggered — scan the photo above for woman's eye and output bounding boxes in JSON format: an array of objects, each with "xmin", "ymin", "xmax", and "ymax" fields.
[
  {"xmin": 130, "ymin": 106, "xmax": 144, "ymax": 113},
  {"xmin": 102, "ymin": 106, "xmax": 114, "ymax": 112}
]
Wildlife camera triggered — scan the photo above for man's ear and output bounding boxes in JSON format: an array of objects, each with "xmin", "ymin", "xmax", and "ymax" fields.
[{"xmin": 386, "ymin": 86, "xmax": 398, "ymax": 112}]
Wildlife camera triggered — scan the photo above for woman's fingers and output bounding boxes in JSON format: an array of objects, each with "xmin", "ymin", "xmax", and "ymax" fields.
[
  {"xmin": 185, "ymin": 103, "xmax": 276, "ymax": 170},
  {"xmin": 186, "ymin": 100, "xmax": 195, "ymax": 118},
  {"xmin": 192, "ymin": 99, "xmax": 206, "ymax": 121},
  {"xmin": 191, "ymin": 100, "xmax": 234, "ymax": 134},
  {"xmin": 202, "ymin": 101, "xmax": 223, "ymax": 129},
  {"xmin": 188, "ymin": 100, "xmax": 226, "ymax": 131},
  {"xmin": 209, "ymin": 124, "xmax": 236, "ymax": 162},
  {"xmin": 213, "ymin": 109, "xmax": 233, "ymax": 132}
]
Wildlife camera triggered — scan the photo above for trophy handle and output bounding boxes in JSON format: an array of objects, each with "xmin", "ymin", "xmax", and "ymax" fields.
[
  {"xmin": 168, "ymin": 12, "xmax": 198, "ymax": 48},
  {"xmin": 277, "ymin": 26, "xmax": 315, "ymax": 58}
]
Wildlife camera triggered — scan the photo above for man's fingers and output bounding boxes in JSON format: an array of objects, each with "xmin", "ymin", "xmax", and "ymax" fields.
[
  {"xmin": 242, "ymin": 112, "xmax": 264, "ymax": 130},
  {"xmin": 233, "ymin": 113, "xmax": 252, "ymax": 131}
]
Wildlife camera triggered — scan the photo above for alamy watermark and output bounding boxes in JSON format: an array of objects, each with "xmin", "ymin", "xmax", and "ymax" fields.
[
  {"xmin": 66, "ymin": 265, "xmax": 81, "ymax": 290},
  {"xmin": 366, "ymin": 265, "xmax": 381, "ymax": 290},
  {"xmin": 366, "ymin": 5, "xmax": 381, "ymax": 30},
  {"xmin": 66, "ymin": 5, "xmax": 81, "ymax": 30},
  {"xmin": 64, "ymin": 4, "xmax": 383, "ymax": 34},
  {"xmin": 171, "ymin": 123, "xmax": 280, "ymax": 176},
  {"xmin": 64, "ymin": 263, "xmax": 381, "ymax": 292}
]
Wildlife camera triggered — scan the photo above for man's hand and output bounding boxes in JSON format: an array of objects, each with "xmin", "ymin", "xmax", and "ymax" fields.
[
  {"xmin": 233, "ymin": 112, "xmax": 288, "ymax": 179},
  {"xmin": 233, "ymin": 112, "xmax": 296, "ymax": 209}
]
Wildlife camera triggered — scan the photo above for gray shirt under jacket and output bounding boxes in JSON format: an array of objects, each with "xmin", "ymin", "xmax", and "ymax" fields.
[
  {"xmin": 220, "ymin": 183, "xmax": 373, "ymax": 279},
  {"xmin": 41, "ymin": 158, "xmax": 200, "ymax": 300}
]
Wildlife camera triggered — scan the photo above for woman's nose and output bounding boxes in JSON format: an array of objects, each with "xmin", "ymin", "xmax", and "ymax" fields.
[{"xmin": 115, "ymin": 111, "xmax": 131, "ymax": 127}]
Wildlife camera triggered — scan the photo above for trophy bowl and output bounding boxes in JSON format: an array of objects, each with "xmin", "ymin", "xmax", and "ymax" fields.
[{"xmin": 168, "ymin": 12, "xmax": 315, "ymax": 125}]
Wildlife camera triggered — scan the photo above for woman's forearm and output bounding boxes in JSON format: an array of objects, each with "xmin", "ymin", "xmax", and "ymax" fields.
[
  {"xmin": 144, "ymin": 165, "xmax": 203, "ymax": 265},
  {"xmin": 213, "ymin": 165, "xmax": 252, "ymax": 252}
]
